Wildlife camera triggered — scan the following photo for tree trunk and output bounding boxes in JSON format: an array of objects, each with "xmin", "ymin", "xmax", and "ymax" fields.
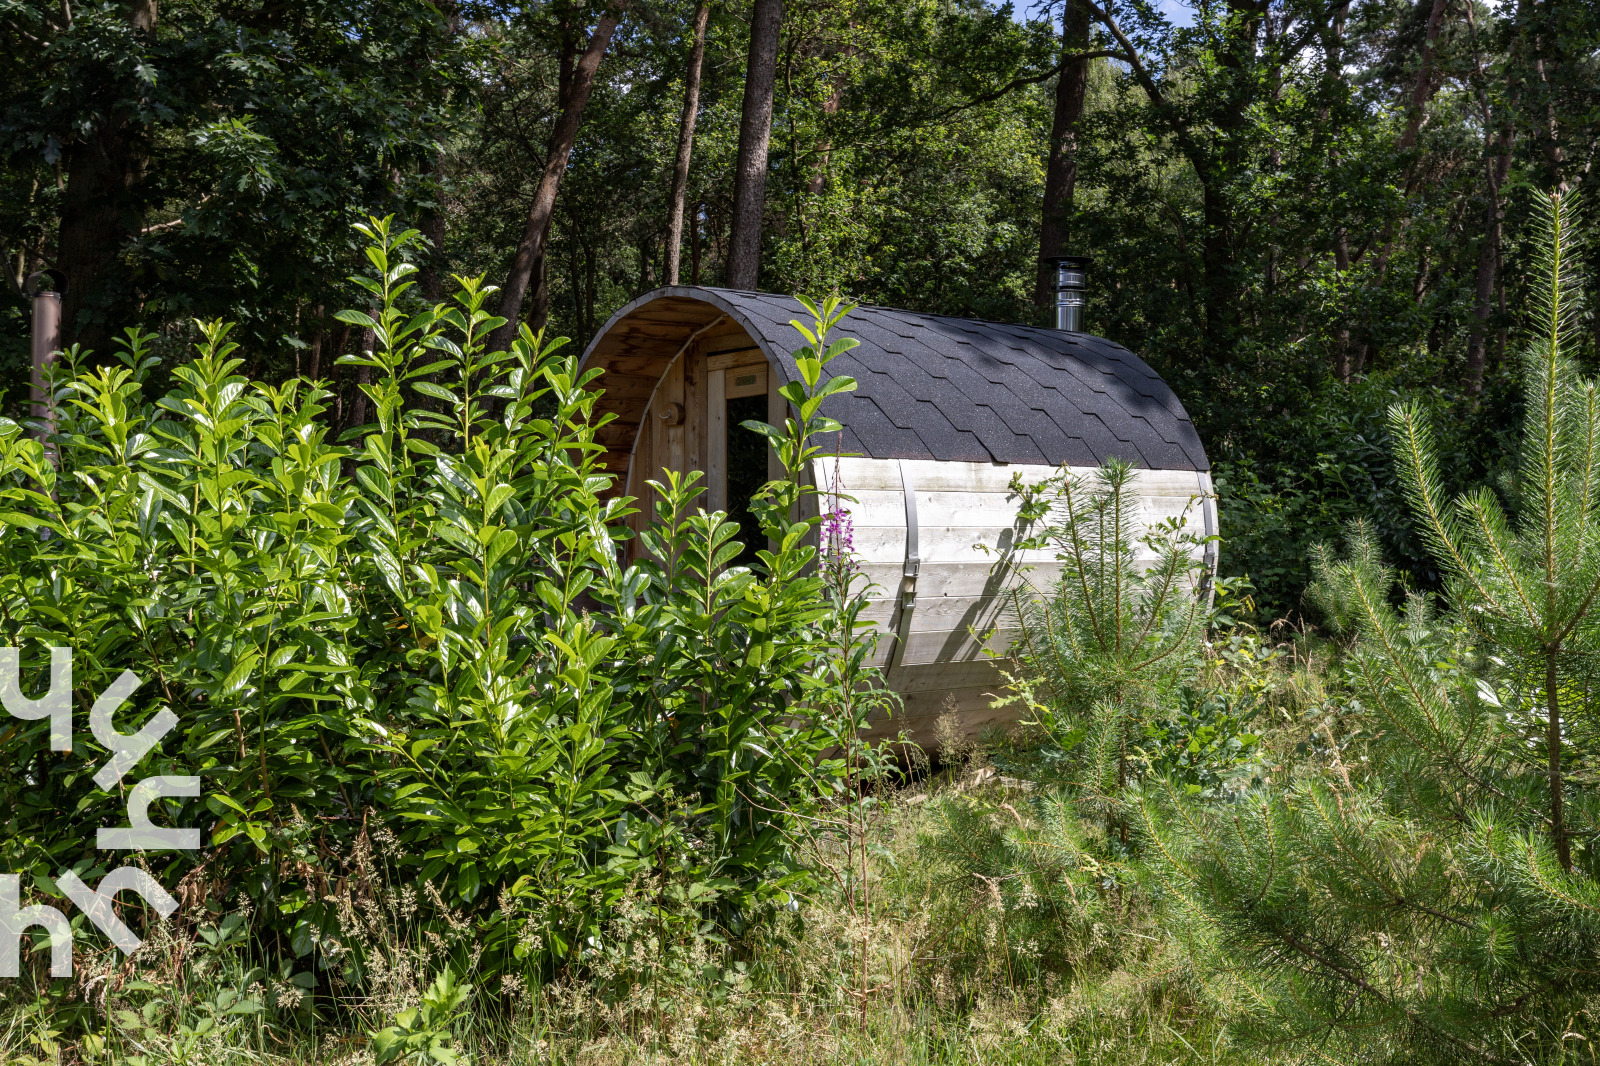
[
  {"xmin": 585, "ymin": 242, "xmax": 598, "ymax": 342},
  {"xmin": 1352, "ymin": 329, "xmax": 1374, "ymax": 377},
  {"xmin": 1333, "ymin": 227, "xmax": 1352, "ymax": 382},
  {"xmin": 531, "ymin": 225, "xmax": 552, "ymax": 330},
  {"xmin": 57, "ymin": 0, "xmax": 162, "ymax": 352},
  {"xmin": 419, "ymin": 155, "xmax": 448, "ymax": 303},
  {"xmin": 328, "ymin": 326, "xmax": 350, "ymax": 424},
  {"xmin": 308, "ymin": 308, "xmax": 325, "ymax": 380},
  {"xmin": 1264, "ymin": 10, "xmax": 1283, "ymax": 294},
  {"xmin": 1196, "ymin": 0, "xmax": 1262, "ymax": 364},
  {"xmin": 1535, "ymin": 55, "xmax": 1562, "ymax": 185},
  {"xmin": 1036, "ymin": 0, "xmax": 1092, "ymax": 310},
  {"xmin": 807, "ymin": 41, "xmax": 851, "ymax": 197},
  {"xmin": 638, "ymin": 234, "xmax": 654, "ymax": 294},
  {"xmin": 417, "ymin": 3, "xmax": 460, "ymax": 304},
  {"xmin": 690, "ymin": 199, "xmax": 703, "ymax": 284},
  {"xmin": 1515, "ymin": 0, "xmax": 1563, "ymax": 187},
  {"xmin": 490, "ymin": 5, "xmax": 627, "ymax": 353},
  {"xmin": 1319, "ymin": 0, "xmax": 1358, "ymax": 382},
  {"xmin": 1495, "ymin": 255, "xmax": 1508, "ymax": 367},
  {"xmin": 1362, "ymin": 0, "xmax": 1451, "ymax": 293},
  {"xmin": 1397, "ymin": 0, "xmax": 1450, "ymax": 159},
  {"xmin": 1464, "ymin": 132, "xmax": 1513, "ymax": 396},
  {"xmin": 566, "ymin": 222, "xmax": 584, "ymax": 339},
  {"xmin": 726, "ymin": 0, "xmax": 785, "ymax": 290},
  {"xmin": 666, "ymin": 3, "xmax": 710, "ymax": 285},
  {"xmin": 521, "ymin": 21, "xmax": 576, "ymax": 336},
  {"xmin": 57, "ymin": 129, "xmax": 146, "ymax": 354},
  {"xmin": 346, "ymin": 323, "xmax": 375, "ymax": 433}
]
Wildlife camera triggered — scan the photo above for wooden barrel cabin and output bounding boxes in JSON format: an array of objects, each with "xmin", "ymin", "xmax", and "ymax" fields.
[{"xmin": 579, "ymin": 287, "xmax": 1216, "ymax": 748}]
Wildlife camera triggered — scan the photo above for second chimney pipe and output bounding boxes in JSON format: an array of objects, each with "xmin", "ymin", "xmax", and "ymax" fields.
[{"xmin": 1044, "ymin": 255, "xmax": 1090, "ymax": 332}]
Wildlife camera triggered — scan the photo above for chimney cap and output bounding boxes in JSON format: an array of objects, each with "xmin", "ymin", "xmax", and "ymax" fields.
[
  {"xmin": 25, "ymin": 269, "xmax": 67, "ymax": 298},
  {"xmin": 1041, "ymin": 254, "xmax": 1092, "ymax": 269}
]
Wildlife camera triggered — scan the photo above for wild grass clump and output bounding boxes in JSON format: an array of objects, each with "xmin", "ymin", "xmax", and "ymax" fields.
[{"xmin": 0, "ymin": 776, "xmax": 1282, "ymax": 1065}]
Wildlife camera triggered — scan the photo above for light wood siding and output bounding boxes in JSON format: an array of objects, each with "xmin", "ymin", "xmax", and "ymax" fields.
[
  {"xmin": 813, "ymin": 457, "xmax": 1216, "ymax": 750},
  {"xmin": 706, "ymin": 367, "xmax": 726, "ymax": 512},
  {"xmin": 662, "ymin": 357, "xmax": 685, "ymax": 478},
  {"xmin": 685, "ymin": 350, "xmax": 705, "ymax": 483}
]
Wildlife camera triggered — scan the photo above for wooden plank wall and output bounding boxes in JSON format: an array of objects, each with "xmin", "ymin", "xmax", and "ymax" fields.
[
  {"xmin": 585, "ymin": 297, "xmax": 727, "ymax": 485},
  {"xmin": 813, "ymin": 457, "xmax": 1216, "ymax": 751},
  {"xmin": 614, "ymin": 315, "xmax": 758, "ymax": 557},
  {"xmin": 585, "ymin": 301, "xmax": 1220, "ymax": 756}
]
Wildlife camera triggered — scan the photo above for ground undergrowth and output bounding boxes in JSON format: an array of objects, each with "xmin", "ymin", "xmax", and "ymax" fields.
[{"xmin": 0, "ymin": 769, "xmax": 1282, "ymax": 1066}]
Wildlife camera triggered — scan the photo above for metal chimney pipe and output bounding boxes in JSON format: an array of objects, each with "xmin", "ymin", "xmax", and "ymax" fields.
[
  {"xmin": 1044, "ymin": 255, "xmax": 1090, "ymax": 332},
  {"xmin": 26, "ymin": 270, "xmax": 66, "ymax": 450}
]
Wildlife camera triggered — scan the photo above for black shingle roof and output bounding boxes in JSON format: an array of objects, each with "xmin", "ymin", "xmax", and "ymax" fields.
[{"xmin": 582, "ymin": 287, "xmax": 1209, "ymax": 472}]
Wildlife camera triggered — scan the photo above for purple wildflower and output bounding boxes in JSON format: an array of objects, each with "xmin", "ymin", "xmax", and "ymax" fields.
[{"xmin": 822, "ymin": 437, "xmax": 859, "ymax": 592}]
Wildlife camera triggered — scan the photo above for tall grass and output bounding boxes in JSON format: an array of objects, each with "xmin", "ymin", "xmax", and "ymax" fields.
[{"xmin": 0, "ymin": 770, "xmax": 1293, "ymax": 1065}]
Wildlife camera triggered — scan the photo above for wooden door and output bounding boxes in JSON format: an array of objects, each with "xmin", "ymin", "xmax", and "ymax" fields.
[
  {"xmin": 622, "ymin": 331, "xmax": 782, "ymax": 562},
  {"xmin": 704, "ymin": 348, "xmax": 772, "ymax": 563}
]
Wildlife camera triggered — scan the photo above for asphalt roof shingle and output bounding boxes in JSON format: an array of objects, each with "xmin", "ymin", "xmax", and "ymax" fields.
[{"xmin": 584, "ymin": 288, "xmax": 1210, "ymax": 473}]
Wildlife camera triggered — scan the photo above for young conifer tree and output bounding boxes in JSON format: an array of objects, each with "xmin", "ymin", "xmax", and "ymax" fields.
[
  {"xmin": 1141, "ymin": 191, "xmax": 1600, "ymax": 1063},
  {"xmin": 1004, "ymin": 457, "xmax": 1211, "ymax": 839},
  {"xmin": 910, "ymin": 458, "xmax": 1213, "ymax": 984}
]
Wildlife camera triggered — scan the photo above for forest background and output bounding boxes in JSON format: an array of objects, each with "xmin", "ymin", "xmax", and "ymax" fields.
[{"xmin": 2, "ymin": 0, "xmax": 1599, "ymax": 616}]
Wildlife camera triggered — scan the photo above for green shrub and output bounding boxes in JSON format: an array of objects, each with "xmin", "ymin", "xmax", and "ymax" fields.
[
  {"xmin": 998, "ymin": 457, "xmax": 1219, "ymax": 810},
  {"xmin": 0, "ymin": 218, "xmax": 880, "ymax": 1010}
]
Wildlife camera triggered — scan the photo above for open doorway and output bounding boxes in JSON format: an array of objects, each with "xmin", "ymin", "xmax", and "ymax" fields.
[
  {"xmin": 620, "ymin": 333, "xmax": 781, "ymax": 568},
  {"xmin": 715, "ymin": 358, "xmax": 769, "ymax": 567},
  {"xmin": 725, "ymin": 392, "xmax": 768, "ymax": 567}
]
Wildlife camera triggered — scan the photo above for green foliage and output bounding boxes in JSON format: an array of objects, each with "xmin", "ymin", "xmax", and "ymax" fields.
[
  {"xmin": 1001, "ymin": 458, "xmax": 1213, "ymax": 806},
  {"xmin": 0, "ymin": 0, "xmax": 469, "ymax": 364},
  {"xmin": 369, "ymin": 969, "xmax": 471, "ymax": 1065},
  {"xmin": 1137, "ymin": 682, "xmax": 1261, "ymax": 798},
  {"xmin": 0, "ymin": 218, "xmax": 881, "ymax": 1007},
  {"xmin": 1210, "ymin": 372, "xmax": 1507, "ymax": 622},
  {"xmin": 1142, "ymin": 191, "xmax": 1600, "ymax": 1063},
  {"xmin": 0, "ymin": 783, "xmax": 1280, "ymax": 1065}
]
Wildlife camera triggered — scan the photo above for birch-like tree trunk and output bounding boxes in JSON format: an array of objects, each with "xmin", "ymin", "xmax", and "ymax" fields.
[{"xmin": 666, "ymin": 4, "xmax": 711, "ymax": 286}]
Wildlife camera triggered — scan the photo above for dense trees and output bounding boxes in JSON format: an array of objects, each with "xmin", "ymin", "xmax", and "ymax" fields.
[
  {"xmin": 0, "ymin": 0, "xmax": 463, "ymax": 356},
  {"xmin": 2, "ymin": 0, "xmax": 1598, "ymax": 612}
]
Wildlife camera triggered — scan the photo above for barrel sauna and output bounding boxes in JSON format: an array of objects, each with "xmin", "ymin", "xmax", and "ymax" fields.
[{"xmin": 579, "ymin": 287, "xmax": 1216, "ymax": 749}]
